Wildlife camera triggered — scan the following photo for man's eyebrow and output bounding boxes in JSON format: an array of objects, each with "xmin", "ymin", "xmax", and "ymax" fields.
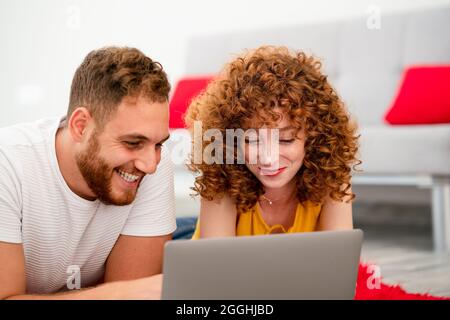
[
  {"xmin": 118, "ymin": 133, "xmax": 171, "ymax": 144},
  {"xmin": 118, "ymin": 134, "xmax": 150, "ymax": 141},
  {"xmin": 158, "ymin": 134, "xmax": 171, "ymax": 144}
]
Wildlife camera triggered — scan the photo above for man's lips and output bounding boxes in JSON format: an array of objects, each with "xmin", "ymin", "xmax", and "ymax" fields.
[{"xmin": 258, "ymin": 167, "xmax": 287, "ymax": 176}]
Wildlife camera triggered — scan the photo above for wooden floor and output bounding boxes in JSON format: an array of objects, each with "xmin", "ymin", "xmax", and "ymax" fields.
[{"xmin": 355, "ymin": 203, "xmax": 450, "ymax": 298}]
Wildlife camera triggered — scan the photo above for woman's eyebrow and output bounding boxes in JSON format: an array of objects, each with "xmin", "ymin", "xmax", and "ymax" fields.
[{"xmin": 278, "ymin": 126, "xmax": 296, "ymax": 132}]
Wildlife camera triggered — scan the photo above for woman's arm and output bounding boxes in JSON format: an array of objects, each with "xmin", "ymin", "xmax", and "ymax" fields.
[
  {"xmin": 315, "ymin": 187, "xmax": 353, "ymax": 231},
  {"xmin": 199, "ymin": 194, "xmax": 238, "ymax": 238}
]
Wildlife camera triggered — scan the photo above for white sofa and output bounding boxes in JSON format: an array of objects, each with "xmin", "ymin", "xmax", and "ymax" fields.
[{"xmin": 172, "ymin": 5, "xmax": 450, "ymax": 251}]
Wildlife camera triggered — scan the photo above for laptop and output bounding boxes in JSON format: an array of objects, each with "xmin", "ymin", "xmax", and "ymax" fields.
[{"xmin": 162, "ymin": 229, "xmax": 363, "ymax": 300}]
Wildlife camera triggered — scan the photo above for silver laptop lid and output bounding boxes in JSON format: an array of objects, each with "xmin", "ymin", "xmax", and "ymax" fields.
[{"xmin": 162, "ymin": 229, "xmax": 363, "ymax": 300}]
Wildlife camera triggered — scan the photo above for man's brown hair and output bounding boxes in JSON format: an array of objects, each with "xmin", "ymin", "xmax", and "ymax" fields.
[{"xmin": 67, "ymin": 46, "xmax": 170, "ymax": 128}]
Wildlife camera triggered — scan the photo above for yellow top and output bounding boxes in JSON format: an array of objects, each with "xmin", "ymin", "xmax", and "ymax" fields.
[{"xmin": 191, "ymin": 200, "xmax": 322, "ymax": 239}]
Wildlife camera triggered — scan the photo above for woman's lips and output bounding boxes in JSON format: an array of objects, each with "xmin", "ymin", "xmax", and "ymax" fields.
[{"xmin": 258, "ymin": 167, "xmax": 286, "ymax": 176}]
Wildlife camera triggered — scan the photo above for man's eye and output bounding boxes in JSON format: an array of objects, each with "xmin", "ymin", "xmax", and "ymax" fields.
[
  {"xmin": 156, "ymin": 143, "xmax": 164, "ymax": 149},
  {"xmin": 125, "ymin": 141, "xmax": 141, "ymax": 148}
]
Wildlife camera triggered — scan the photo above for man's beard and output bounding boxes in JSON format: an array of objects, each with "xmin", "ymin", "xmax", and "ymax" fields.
[{"xmin": 75, "ymin": 131, "xmax": 137, "ymax": 206}]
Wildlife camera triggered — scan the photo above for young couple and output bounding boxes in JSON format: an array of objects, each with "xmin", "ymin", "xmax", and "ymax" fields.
[{"xmin": 0, "ymin": 46, "xmax": 359, "ymax": 299}]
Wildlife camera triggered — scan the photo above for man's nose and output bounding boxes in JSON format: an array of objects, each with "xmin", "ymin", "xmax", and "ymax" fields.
[{"xmin": 134, "ymin": 146, "xmax": 159, "ymax": 174}]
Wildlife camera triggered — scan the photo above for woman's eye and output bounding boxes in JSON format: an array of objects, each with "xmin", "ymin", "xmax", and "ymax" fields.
[{"xmin": 279, "ymin": 139, "xmax": 295, "ymax": 144}]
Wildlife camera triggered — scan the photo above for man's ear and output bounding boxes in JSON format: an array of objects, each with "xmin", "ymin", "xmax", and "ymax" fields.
[{"xmin": 68, "ymin": 107, "xmax": 92, "ymax": 143}]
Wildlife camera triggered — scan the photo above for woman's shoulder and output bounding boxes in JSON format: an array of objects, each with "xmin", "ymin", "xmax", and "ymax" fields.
[
  {"xmin": 297, "ymin": 200, "xmax": 323, "ymax": 220},
  {"xmin": 299, "ymin": 199, "xmax": 322, "ymax": 208}
]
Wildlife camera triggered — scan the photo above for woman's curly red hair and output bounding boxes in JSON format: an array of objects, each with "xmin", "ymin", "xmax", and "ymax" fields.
[{"xmin": 185, "ymin": 46, "xmax": 361, "ymax": 213}]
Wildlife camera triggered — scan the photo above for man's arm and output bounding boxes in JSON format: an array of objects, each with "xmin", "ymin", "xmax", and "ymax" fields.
[
  {"xmin": 0, "ymin": 241, "xmax": 164, "ymax": 300},
  {"xmin": 104, "ymin": 234, "xmax": 171, "ymax": 282},
  {"xmin": 0, "ymin": 241, "xmax": 109, "ymax": 300},
  {"xmin": 0, "ymin": 242, "xmax": 25, "ymax": 299}
]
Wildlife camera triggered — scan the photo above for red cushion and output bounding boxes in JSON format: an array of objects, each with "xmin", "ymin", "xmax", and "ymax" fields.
[
  {"xmin": 169, "ymin": 76, "xmax": 214, "ymax": 128},
  {"xmin": 384, "ymin": 65, "xmax": 450, "ymax": 125}
]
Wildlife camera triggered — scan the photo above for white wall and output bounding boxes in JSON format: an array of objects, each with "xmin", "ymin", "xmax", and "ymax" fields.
[{"xmin": 1, "ymin": 0, "xmax": 449, "ymax": 126}]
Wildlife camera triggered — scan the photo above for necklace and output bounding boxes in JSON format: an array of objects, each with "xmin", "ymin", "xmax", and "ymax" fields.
[
  {"xmin": 260, "ymin": 188, "xmax": 297, "ymax": 206},
  {"xmin": 260, "ymin": 194, "xmax": 273, "ymax": 205}
]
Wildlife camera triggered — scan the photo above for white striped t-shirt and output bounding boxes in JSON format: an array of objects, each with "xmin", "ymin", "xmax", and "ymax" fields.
[{"xmin": 0, "ymin": 117, "xmax": 176, "ymax": 294}]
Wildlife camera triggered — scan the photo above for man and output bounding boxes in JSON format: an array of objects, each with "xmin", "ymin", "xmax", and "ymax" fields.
[{"xmin": 0, "ymin": 47, "xmax": 176, "ymax": 299}]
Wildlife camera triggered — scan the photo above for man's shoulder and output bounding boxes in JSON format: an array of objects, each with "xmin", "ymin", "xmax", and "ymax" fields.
[
  {"xmin": 0, "ymin": 118, "xmax": 59, "ymax": 148},
  {"xmin": 0, "ymin": 117, "xmax": 60, "ymax": 178}
]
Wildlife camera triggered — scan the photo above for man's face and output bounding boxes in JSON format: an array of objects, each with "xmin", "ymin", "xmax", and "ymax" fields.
[{"xmin": 76, "ymin": 95, "xmax": 170, "ymax": 205}]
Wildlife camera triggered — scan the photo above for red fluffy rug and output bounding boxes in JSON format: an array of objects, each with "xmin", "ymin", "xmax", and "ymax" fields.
[{"xmin": 355, "ymin": 263, "xmax": 449, "ymax": 300}]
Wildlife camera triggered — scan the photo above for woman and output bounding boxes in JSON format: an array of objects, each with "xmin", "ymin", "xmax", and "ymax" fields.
[{"xmin": 182, "ymin": 46, "xmax": 360, "ymax": 239}]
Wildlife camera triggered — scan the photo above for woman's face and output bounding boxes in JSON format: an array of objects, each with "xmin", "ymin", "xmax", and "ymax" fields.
[{"xmin": 243, "ymin": 111, "xmax": 305, "ymax": 190}]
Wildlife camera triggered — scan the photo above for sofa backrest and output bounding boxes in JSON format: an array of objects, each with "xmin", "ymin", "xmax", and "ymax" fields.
[{"xmin": 183, "ymin": 6, "xmax": 450, "ymax": 126}]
